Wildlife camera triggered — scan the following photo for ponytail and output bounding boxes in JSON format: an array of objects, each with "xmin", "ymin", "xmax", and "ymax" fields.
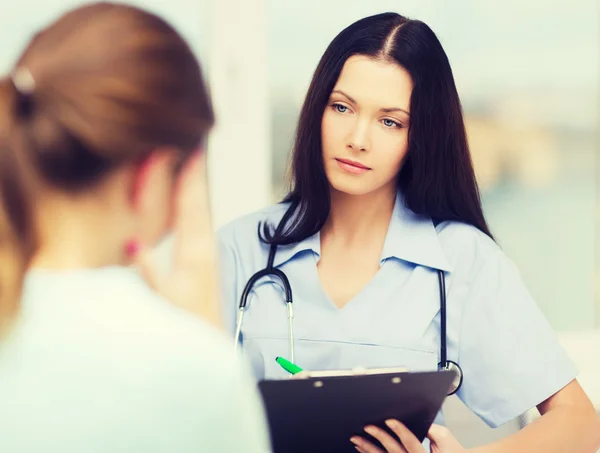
[{"xmin": 0, "ymin": 75, "xmax": 37, "ymax": 329}]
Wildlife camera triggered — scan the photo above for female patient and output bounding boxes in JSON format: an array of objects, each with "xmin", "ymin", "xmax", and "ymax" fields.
[{"xmin": 0, "ymin": 3, "xmax": 269, "ymax": 452}]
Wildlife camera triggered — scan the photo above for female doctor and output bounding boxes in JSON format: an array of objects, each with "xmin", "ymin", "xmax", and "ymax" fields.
[{"xmin": 218, "ymin": 12, "xmax": 600, "ymax": 453}]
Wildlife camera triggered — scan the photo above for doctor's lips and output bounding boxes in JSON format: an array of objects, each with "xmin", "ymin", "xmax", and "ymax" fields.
[{"xmin": 335, "ymin": 158, "xmax": 372, "ymax": 175}]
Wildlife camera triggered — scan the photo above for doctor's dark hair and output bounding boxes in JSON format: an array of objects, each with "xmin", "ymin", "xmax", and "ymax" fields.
[
  {"xmin": 0, "ymin": 2, "xmax": 213, "ymax": 322},
  {"xmin": 262, "ymin": 12, "xmax": 492, "ymax": 245}
]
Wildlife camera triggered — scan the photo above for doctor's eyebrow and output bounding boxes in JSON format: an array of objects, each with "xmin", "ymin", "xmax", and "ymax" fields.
[{"xmin": 331, "ymin": 89, "xmax": 357, "ymax": 104}]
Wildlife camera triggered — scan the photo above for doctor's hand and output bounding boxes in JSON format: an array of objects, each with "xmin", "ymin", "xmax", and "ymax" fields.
[
  {"xmin": 136, "ymin": 151, "xmax": 222, "ymax": 328},
  {"xmin": 350, "ymin": 421, "xmax": 467, "ymax": 453}
]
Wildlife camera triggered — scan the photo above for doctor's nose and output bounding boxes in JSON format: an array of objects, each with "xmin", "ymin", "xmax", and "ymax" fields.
[{"xmin": 347, "ymin": 123, "xmax": 370, "ymax": 152}]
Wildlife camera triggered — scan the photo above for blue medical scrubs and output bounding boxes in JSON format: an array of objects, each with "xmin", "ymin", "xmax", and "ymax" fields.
[{"xmin": 218, "ymin": 192, "xmax": 578, "ymax": 431}]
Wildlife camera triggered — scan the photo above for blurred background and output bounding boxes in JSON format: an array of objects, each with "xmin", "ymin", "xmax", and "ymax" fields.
[{"xmin": 1, "ymin": 0, "xmax": 598, "ymax": 447}]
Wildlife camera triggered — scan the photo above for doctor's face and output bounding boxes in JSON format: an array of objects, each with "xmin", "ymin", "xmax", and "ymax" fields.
[{"xmin": 321, "ymin": 55, "xmax": 412, "ymax": 197}]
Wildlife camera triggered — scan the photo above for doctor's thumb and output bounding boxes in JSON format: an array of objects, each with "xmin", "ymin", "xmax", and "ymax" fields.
[{"xmin": 427, "ymin": 425, "xmax": 465, "ymax": 452}]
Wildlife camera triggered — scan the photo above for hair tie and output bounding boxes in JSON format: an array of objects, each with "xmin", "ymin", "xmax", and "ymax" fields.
[{"xmin": 11, "ymin": 67, "xmax": 36, "ymax": 96}]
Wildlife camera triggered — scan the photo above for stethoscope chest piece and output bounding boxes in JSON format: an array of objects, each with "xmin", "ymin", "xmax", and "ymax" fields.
[{"xmin": 439, "ymin": 360, "xmax": 463, "ymax": 396}]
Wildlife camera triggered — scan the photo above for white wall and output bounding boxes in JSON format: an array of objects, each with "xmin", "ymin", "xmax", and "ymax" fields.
[{"xmin": 207, "ymin": 0, "xmax": 272, "ymax": 229}]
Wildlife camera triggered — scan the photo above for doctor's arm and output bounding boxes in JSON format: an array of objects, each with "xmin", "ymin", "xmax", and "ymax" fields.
[
  {"xmin": 470, "ymin": 379, "xmax": 600, "ymax": 453},
  {"xmin": 457, "ymin": 248, "xmax": 600, "ymax": 452},
  {"xmin": 353, "ymin": 386, "xmax": 600, "ymax": 453},
  {"xmin": 354, "ymin": 247, "xmax": 600, "ymax": 453},
  {"xmin": 456, "ymin": 246, "xmax": 600, "ymax": 452}
]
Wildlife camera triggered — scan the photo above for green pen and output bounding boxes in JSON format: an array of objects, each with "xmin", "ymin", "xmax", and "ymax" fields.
[{"xmin": 276, "ymin": 356, "xmax": 304, "ymax": 375}]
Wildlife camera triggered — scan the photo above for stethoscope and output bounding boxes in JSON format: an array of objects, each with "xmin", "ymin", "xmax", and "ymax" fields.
[{"xmin": 233, "ymin": 211, "xmax": 464, "ymax": 396}]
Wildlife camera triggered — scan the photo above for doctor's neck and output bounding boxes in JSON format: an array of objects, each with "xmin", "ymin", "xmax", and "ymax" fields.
[{"xmin": 322, "ymin": 186, "xmax": 396, "ymax": 242}]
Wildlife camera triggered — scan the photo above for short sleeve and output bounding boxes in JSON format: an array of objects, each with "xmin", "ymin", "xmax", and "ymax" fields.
[{"xmin": 456, "ymin": 249, "xmax": 579, "ymax": 428}]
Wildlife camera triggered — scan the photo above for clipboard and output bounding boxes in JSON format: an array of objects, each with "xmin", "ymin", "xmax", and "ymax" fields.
[{"xmin": 258, "ymin": 368, "xmax": 456, "ymax": 453}]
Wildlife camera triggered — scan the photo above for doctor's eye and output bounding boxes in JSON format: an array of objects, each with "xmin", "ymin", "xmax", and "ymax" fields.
[
  {"xmin": 331, "ymin": 103, "xmax": 350, "ymax": 114},
  {"xmin": 381, "ymin": 118, "xmax": 402, "ymax": 129}
]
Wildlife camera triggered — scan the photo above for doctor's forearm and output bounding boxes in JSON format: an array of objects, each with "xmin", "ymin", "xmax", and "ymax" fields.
[{"xmin": 470, "ymin": 406, "xmax": 600, "ymax": 453}]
